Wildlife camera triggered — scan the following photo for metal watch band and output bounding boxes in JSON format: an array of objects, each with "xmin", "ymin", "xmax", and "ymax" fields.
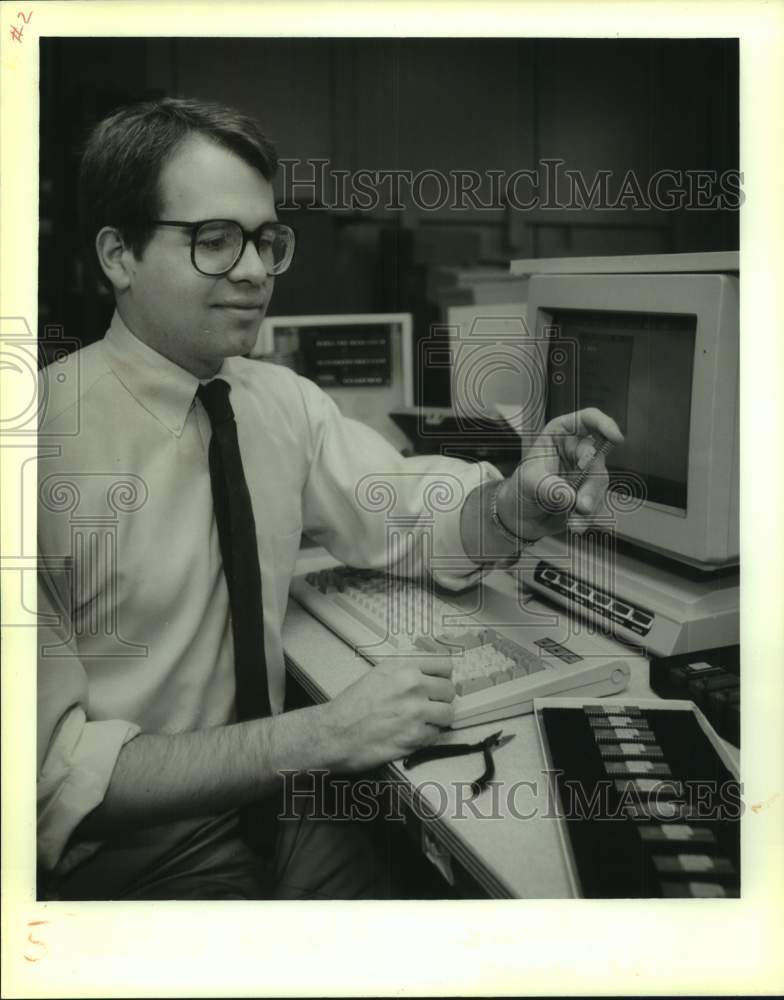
[{"xmin": 488, "ymin": 479, "xmax": 535, "ymax": 549}]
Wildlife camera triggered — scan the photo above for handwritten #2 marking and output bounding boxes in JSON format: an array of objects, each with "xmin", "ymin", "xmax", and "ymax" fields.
[{"xmin": 9, "ymin": 10, "xmax": 33, "ymax": 43}]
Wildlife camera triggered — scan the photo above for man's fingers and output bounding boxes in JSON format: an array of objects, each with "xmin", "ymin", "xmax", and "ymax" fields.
[
  {"xmin": 576, "ymin": 407, "xmax": 623, "ymax": 443},
  {"xmin": 421, "ymin": 700, "xmax": 455, "ymax": 730},
  {"xmin": 416, "ymin": 655, "xmax": 455, "ymax": 678},
  {"xmin": 373, "ymin": 654, "xmax": 453, "ymax": 679},
  {"xmin": 547, "ymin": 407, "xmax": 624, "ymax": 446},
  {"xmin": 423, "ymin": 674, "xmax": 456, "ymax": 704}
]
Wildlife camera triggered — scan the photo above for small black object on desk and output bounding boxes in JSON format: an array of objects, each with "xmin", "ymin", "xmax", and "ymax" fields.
[
  {"xmin": 403, "ymin": 730, "xmax": 515, "ymax": 797},
  {"xmin": 649, "ymin": 643, "xmax": 740, "ymax": 747}
]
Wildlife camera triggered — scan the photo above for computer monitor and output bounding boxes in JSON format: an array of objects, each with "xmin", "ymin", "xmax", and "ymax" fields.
[
  {"xmin": 250, "ymin": 313, "xmax": 414, "ymax": 451},
  {"xmin": 526, "ymin": 269, "xmax": 739, "ymax": 570}
]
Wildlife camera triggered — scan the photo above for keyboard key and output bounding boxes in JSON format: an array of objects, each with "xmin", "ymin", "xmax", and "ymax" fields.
[
  {"xmin": 490, "ymin": 669, "xmax": 512, "ymax": 685},
  {"xmin": 455, "ymin": 676, "xmax": 493, "ymax": 696},
  {"xmin": 414, "ymin": 635, "xmax": 448, "ymax": 653},
  {"xmin": 439, "ymin": 630, "xmax": 482, "ymax": 650},
  {"xmin": 333, "ymin": 594, "xmax": 389, "ymax": 639}
]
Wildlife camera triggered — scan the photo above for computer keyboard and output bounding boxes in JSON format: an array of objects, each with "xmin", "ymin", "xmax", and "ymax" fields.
[
  {"xmin": 289, "ymin": 565, "xmax": 632, "ymax": 728},
  {"xmin": 535, "ymin": 697, "xmax": 741, "ymax": 897}
]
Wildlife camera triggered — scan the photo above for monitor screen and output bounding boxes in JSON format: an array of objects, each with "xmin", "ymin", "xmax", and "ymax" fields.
[
  {"xmin": 546, "ymin": 310, "xmax": 696, "ymax": 512},
  {"xmin": 276, "ymin": 322, "xmax": 394, "ymax": 389}
]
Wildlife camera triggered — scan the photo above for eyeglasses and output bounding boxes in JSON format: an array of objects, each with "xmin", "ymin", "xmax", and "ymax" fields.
[{"xmin": 150, "ymin": 219, "xmax": 296, "ymax": 277}]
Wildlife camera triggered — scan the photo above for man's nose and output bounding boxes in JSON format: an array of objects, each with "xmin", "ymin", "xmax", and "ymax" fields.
[{"xmin": 227, "ymin": 239, "xmax": 269, "ymax": 283}]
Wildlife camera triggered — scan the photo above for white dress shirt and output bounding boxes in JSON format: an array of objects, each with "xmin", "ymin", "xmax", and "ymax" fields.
[{"xmin": 37, "ymin": 312, "xmax": 499, "ymax": 881}]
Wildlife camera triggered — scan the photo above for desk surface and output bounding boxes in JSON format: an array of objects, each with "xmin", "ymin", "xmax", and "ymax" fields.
[{"xmin": 282, "ymin": 559, "xmax": 662, "ymax": 898}]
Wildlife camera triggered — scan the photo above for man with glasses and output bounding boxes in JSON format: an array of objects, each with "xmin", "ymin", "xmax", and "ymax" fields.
[{"xmin": 37, "ymin": 98, "xmax": 620, "ymax": 900}]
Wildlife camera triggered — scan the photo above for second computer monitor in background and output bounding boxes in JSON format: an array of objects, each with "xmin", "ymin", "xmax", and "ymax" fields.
[{"xmin": 251, "ymin": 313, "xmax": 414, "ymax": 452}]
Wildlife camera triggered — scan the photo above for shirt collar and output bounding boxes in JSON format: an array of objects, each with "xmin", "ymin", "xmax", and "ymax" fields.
[{"xmin": 103, "ymin": 312, "xmax": 220, "ymax": 436}]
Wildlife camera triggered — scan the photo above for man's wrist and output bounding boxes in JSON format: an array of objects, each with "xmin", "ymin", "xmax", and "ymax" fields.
[
  {"xmin": 310, "ymin": 700, "xmax": 348, "ymax": 772},
  {"xmin": 489, "ymin": 479, "xmax": 540, "ymax": 549},
  {"xmin": 490, "ymin": 480, "xmax": 528, "ymax": 547},
  {"xmin": 263, "ymin": 703, "xmax": 343, "ymax": 779},
  {"xmin": 459, "ymin": 479, "xmax": 532, "ymax": 567}
]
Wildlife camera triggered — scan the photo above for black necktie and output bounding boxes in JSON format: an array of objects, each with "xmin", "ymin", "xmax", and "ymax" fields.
[
  {"xmin": 197, "ymin": 379, "xmax": 271, "ymax": 720},
  {"xmin": 198, "ymin": 379, "xmax": 279, "ymax": 872}
]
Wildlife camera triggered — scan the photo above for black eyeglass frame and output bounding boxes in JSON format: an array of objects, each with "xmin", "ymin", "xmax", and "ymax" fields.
[{"xmin": 149, "ymin": 218, "xmax": 296, "ymax": 277}]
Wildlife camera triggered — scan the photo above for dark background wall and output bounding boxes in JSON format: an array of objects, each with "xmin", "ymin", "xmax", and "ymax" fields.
[{"xmin": 39, "ymin": 36, "xmax": 739, "ymax": 402}]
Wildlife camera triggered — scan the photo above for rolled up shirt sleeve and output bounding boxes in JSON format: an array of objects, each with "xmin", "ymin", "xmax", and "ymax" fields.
[
  {"xmin": 295, "ymin": 375, "xmax": 504, "ymax": 590},
  {"xmin": 37, "ymin": 563, "xmax": 140, "ymax": 874}
]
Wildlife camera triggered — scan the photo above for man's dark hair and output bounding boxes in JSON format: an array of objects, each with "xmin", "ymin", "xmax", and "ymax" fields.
[{"xmin": 78, "ymin": 97, "xmax": 279, "ymax": 267}]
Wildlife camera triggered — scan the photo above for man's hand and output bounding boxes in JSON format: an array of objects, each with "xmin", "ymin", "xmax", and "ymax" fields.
[
  {"xmin": 497, "ymin": 407, "xmax": 624, "ymax": 541},
  {"xmin": 321, "ymin": 655, "xmax": 455, "ymax": 771}
]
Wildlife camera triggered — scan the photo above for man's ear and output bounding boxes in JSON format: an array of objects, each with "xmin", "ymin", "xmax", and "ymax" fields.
[{"xmin": 95, "ymin": 227, "xmax": 137, "ymax": 292}]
